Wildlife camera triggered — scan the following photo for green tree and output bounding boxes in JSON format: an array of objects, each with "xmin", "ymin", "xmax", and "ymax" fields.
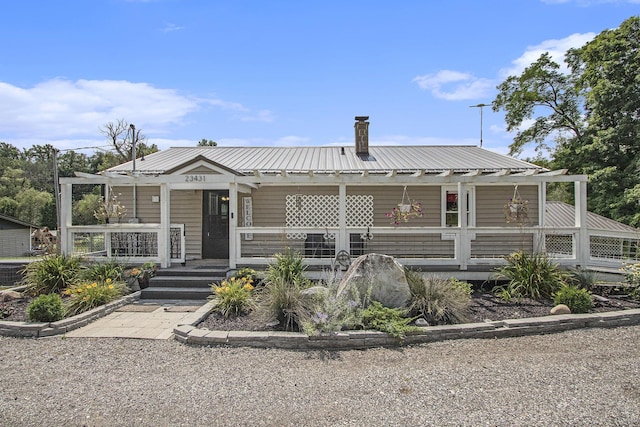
[
  {"xmin": 73, "ymin": 192, "xmax": 102, "ymax": 225},
  {"xmin": 493, "ymin": 16, "xmax": 640, "ymax": 226},
  {"xmin": 15, "ymin": 188, "xmax": 53, "ymax": 225}
]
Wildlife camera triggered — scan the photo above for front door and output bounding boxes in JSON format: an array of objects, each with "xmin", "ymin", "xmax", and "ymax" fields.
[{"xmin": 202, "ymin": 191, "xmax": 229, "ymax": 259}]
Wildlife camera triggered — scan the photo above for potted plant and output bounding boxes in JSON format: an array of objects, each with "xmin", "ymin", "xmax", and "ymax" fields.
[
  {"xmin": 504, "ymin": 186, "xmax": 528, "ymax": 224},
  {"xmin": 94, "ymin": 188, "xmax": 127, "ymax": 224},
  {"xmin": 386, "ymin": 186, "xmax": 423, "ymax": 225}
]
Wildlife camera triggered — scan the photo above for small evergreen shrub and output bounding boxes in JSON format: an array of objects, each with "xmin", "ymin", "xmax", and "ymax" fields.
[
  {"xmin": 64, "ymin": 279, "xmax": 126, "ymax": 316},
  {"xmin": 493, "ymin": 251, "xmax": 566, "ymax": 301},
  {"xmin": 553, "ymin": 285, "xmax": 593, "ymax": 314},
  {"xmin": 27, "ymin": 293, "xmax": 65, "ymax": 322},
  {"xmin": 361, "ymin": 301, "xmax": 417, "ymax": 340},
  {"xmin": 22, "ymin": 254, "xmax": 82, "ymax": 296},
  {"xmin": 210, "ymin": 276, "xmax": 255, "ymax": 317}
]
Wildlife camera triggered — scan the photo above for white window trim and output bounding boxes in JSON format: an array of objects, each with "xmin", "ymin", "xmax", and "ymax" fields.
[{"xmin": 441, "ymin": 185, "xmax": 475, "ymax": 227}]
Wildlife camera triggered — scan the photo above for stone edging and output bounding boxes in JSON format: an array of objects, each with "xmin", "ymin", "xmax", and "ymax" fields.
[
  {"xmin": 0, "ymin": 291, "xmax": 141, "ymax": 338},
  {"xmin": 173, "ymin": 303, "xmax": 640, "ymax": 350}
]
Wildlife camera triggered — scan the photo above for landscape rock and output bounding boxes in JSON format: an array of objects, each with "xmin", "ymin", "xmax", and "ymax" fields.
[
  {"xmin": 337, "ymin": 253, "xmax": 411, "ymax": 308},
  {"xmin": 415, "ymin": 318, "xmax": 429, "ymax": 327},
  {"xmin": 550, "ymin": 304, "xmax": 571, "ymax": 315},
  {"xmin": 0, "ymin": 290, "xmax": 23, "ymax": 302}
]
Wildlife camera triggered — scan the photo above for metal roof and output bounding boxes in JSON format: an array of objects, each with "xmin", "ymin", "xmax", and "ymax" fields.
[
  {"xmin": 546, "ymin": 202, "xmax": 640, "ymax": 233},
  {"xmin": 108, "ymin": 145, "xmax": 545, "ymax": 175}
]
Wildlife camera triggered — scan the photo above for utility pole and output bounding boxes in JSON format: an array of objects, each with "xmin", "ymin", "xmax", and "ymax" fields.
[
  {"xmin": 469, "ymin": 103, "xmax": 490, "ymax": 147},
  {"xmin": 130, "ymin": 124, "xmax": 137, "ymax": 220},
  {"xmin": 52, "ymin": 148, "xmax": 61, "ymax": 254}
]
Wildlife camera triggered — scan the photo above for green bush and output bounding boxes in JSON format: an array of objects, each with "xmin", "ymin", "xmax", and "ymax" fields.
[
  {"xmin": 300, "ymin": 279, "xmax": 363, "ymax": 336},
  {"xmin": 493, "ymin": 251, "xmax": 566, "ymax": 301},
  {"xmin": 257, "ymin": 276, "xmax": 309, "ymax": 331},
  {"xmin": 406, "ymin": 271, "xmax": 471, "ymax": 325},
  {"xmin": 22, "ymin": 254, "xmax": 82, "ymax": 296},
  {"xmin": 27, "ymin": 293, "xmax": 65, "ymax": 322},
  {"xmin": 82, "ymin": 260, "xmax": 124, "ymax": 283},
  {"xmin": 361, "ymin": 301, "xmax": 417, "ymax": 340},
  {"xmin": 64, "ymin": 279, "xmax": 127, "ymax": 316},
  {"xmin": 232, "ymin": 267, "xmax": 258, "ymax": 283},
  {"xmin": 210, "ymin": 276, "xmax": 256, "ymax": 317},
  {"xmin": 553, "ymin": 285, "xmax": 593, "ymax": 313},
  {"xmin": 265, "ymin": 249, "xmax": 309, "ymax": 287}
]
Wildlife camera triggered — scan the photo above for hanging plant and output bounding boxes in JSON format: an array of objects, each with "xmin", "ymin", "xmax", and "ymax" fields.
[
  {"xmin": 386, "ymin": 186, "xmax": 423, "ymax": 225},
  {"xmin": 504, "ymin": 185, "xmax": 528, "ymax": 225}
]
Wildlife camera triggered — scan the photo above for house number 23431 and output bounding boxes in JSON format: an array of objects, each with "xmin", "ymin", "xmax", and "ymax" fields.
[{"xmin": 185, "ymin": 175, "xmax": 206, "ymax": 182}]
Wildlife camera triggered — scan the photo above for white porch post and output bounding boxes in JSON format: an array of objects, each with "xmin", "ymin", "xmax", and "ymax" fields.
[
  {"xmin": 229, "ymin": 183, "xmax": 238, "ymax": 269},
  {"xmin": 575, "ymin": 180, "xmax": 589, "ymax": 267},
  {"xmin": 458, "ymin": 182, "xmax": 468, "ymax": 270},
  {"xmin": 60, "ymin": 183, "xmax": 73, "ymax": 255},
  {"xmin": 159, "ymin": 183, "xmax": 170, "ymax": 268},
  {"xmin": 338, "ymin": 184, "xmax": 348, "ymax": 254}
]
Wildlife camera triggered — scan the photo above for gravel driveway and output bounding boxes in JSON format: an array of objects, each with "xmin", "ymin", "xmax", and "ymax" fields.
[{"xmin": 2, "ymin": 326, "xmax": 639, "ymax": 426}]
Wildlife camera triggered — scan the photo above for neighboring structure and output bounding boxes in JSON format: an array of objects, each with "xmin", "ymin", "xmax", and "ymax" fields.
[
  {"xmin": 59, "ymin": 117, "xmax": 639, "ymax": 279},
  {"xmin": 0, "ymin": 213, "xmax": 38, "ymax": 257}
]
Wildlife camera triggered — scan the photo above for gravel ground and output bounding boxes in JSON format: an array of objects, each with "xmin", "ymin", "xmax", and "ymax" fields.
[{"xmin": 2, "ymin": 326, "xmax": 640, "ymax": 426}]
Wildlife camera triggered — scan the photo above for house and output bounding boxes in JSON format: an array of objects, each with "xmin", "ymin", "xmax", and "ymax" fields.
[
  {"xmin": 0, "ymin": 213, "xmax": 38, "ymax": 257},
  {"xmin": 58, "ymin": 117, "xmax": 639, "ymax": 280}
]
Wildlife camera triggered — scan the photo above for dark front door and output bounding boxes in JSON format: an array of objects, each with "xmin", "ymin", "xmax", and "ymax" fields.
[{"xmin": 202, "ymin": 191, "xmax": 229, "ymax": 259}]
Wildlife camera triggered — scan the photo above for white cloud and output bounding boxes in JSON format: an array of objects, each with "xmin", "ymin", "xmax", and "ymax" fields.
[
  {"xmin": 413, "ymin": 70, "xmax": 494, "ymax": 100},
  {"xmin": 162, "ymin": 23, "xmax": 184, "ymax": 33},
  {"xmin": 240, "ymin": 109, "xmax": 276, "ymax": 123},
  {"xmin": 499, "ymin": 32, "xmax": 596, "ymax": 77},
  {"xmin": 541, "ymin": 0, "xmax": 640, "ymax": 4},
  {"xmin": 0, "ymin": 78, "xmax": 269, "ymax": 150}
]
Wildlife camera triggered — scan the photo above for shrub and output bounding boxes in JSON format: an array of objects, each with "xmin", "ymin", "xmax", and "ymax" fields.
[
  {"xmin": 566, "ymin": 267, "xmax": 599, "ymax": 291},
  {"xmin": 406, "ymin": 271, "xmax": 471, "ymax": 325},
  {"xmin": 553, "ymin": 285, "xmax": 593, "ymax": 313},
  {"xmin": 232, "ymin": 267, "xmax": 258, "ymax": 283},
  {"xmin": 82, "ymin": 261, "xmax": 124, "ymax": 283},
  {"xmin": 22, "ymin": 254, "xmax": 82, "ymax": 296},
  {"xmin": 210, "ymin": 276, "xmax": 256, "ymax": 317},
  {"xmin": 64, "ymin": 279, "xmax": 126, "ymax": 316},
  {"xmin": 493, "ymin": 251, "xmax": 566, "ymax": 301},
  {"xmin": 360, "ymin": 301, "xmax": 417, "ymax": 340},
  {"xmin": 300, "ymin": 279, "xmax": 363, "ymax": 336},
  {"xmin": 27, "ymin": 293, "xmax": 65, "ymax": 322},
  {"xmin": 265, "ymin": 249, "xmax": 309, "ymax": 287},
  {"xmin": 257, "ymin": 276, "xmax": 309, "ymax": 331}
]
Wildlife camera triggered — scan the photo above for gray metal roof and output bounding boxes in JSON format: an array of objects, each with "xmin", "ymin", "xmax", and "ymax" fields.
[
  {"xmin": 108, "ymin": 145, "xmax": 545, "ymax": 175},
  {"xmin": 546, "ymin": 202, "xmax": 639, "ymax": 233}
]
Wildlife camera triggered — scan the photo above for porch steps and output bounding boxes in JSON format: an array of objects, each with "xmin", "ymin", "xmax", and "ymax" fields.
[{"xmin": 140, "ymin": 268, "xmax": 228, "ymax": 301}]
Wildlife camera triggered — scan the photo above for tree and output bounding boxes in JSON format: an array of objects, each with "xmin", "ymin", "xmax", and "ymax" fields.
[
  {"xmin": 492, "ymin": 53, "xmax": 585, "ymax": 157},
  {"xmin": 100, "ymin": 119, "xmax": 159, "ymax": 167},
  {"xmin": 493, "ymin": 16, "xmax": 640, "ymax": 226},
  {"xmin": 197, "ymin": 139, "xmax": 217, "ymax": 147}
]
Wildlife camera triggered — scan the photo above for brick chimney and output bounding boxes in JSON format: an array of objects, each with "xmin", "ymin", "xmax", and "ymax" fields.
[{"xmin": 355, "ymin": 116, "xmax": 369, "ymax": 155}]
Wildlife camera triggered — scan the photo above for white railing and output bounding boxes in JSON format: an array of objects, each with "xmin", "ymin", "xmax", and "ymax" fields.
[
  {"xmin": 68, "ymin": 223, "xmax": 185, "ymax": 265},
  {"xmin": 235, "ymin": 226, "xmax": 640, "ymax": 271}
]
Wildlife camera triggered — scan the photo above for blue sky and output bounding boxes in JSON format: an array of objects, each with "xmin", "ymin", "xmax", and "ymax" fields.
[{"xmin": 0, "ymin": 0, "xmax": 638, "ymax": 158}]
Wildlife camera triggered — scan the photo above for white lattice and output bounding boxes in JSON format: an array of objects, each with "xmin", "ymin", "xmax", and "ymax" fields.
[
  {"xmin": 285, "ymin": 194, "xmax": 374, "ymax": 239},
  {"xmin": 545, "ymin": 234, "xmax": 574, "ymax": 257},
  {"xmin": 346, "ymin": 194, "xmax": 374, "ymax": 227}
]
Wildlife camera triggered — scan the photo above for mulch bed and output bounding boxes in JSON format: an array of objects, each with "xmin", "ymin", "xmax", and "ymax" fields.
[{"xmin": 197, "ymin": 291, "xmax": 640, "ymax": 332}]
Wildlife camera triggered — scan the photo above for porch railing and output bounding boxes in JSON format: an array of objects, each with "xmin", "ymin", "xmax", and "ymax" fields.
[
  {"xmin": 68, "ymin": 223, "xmax": 185, "ymax": 265},
  {"xmin": 235, "ymin": 226, "xmax": 640, "ymax": 270}
]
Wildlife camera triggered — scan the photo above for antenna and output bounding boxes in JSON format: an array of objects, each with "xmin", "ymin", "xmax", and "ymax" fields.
[{"xmin": 469, "ymin": 103, "xmax": 490, "ymax": 147}]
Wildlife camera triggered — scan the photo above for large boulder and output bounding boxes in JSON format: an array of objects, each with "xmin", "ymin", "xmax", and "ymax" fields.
[{"xmin": 337, "ymin": 253, "xmax": 411, "ymax": 308}]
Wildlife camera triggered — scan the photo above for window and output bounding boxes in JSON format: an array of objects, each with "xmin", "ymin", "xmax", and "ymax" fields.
[{"xmin": 442, "ymin": 187, "xmax": 474, "ymax": 227}]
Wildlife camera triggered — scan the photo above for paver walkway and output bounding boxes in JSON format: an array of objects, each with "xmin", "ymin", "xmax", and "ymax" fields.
[{"xmin": 65, "ymin": 301, "xmax": 210, "ymax": 340}]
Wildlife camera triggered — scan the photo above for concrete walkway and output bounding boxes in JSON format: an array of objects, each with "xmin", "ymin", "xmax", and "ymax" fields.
[{"xmin": 65, "ymin": 301, "xmax": 211, "ymax": 340}]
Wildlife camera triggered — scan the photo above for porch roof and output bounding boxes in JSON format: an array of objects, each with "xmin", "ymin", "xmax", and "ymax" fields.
[
  {"xmin": 107, "ymin": 145, "xmax": 546, "ymax": 176},
  {"xmin": 546, "ymin": 201, "xmax": 639, "ymax": 233}
]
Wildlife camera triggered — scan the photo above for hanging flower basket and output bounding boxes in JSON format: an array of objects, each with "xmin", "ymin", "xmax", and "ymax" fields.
[
  {"xmin": 504, "ymin": 185, "xmax": 528, "ymax": 224},
  {"xmin": 386, "ymin": 186, "xmax": 423, "ymax": 225}
]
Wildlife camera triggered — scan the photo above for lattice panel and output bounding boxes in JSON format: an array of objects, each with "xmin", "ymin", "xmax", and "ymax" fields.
[
  {"xmin": 346, "ymin": 194, "xmax": 374, "ymax": 227},
  {"xmin": 590, "ymin": 236, "xmax": 624, "ymax": 260},
  {"xmin": 285, "ymin": 194, "xmax": 374, "ymax": 240},
  {"xmin": 545, "ymin": 234, "xmax": 574, "ymax": 257}
]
